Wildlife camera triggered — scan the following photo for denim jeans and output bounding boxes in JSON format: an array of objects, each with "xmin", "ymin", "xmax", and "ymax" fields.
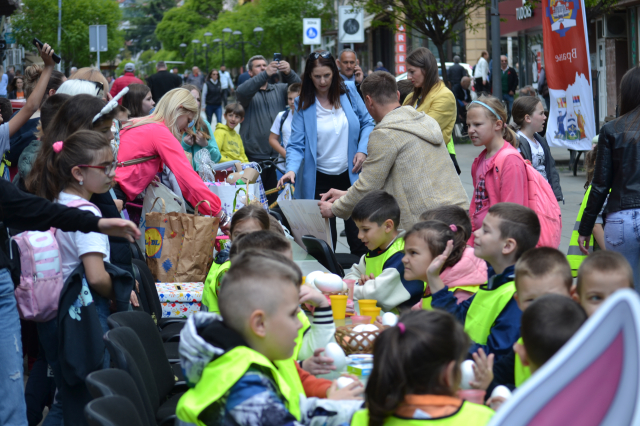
[
  {"xmin": 503, "ymin": 93, "xmax": 514, "ymax": 121},
  {"xmin": 605, "ymin": 209, "xmax": 640, "ymax": 290},
  {"xmin": 206, "ymin": 104, "xmax": 222, "ymax": 125},
  {"xmin": 0, "ymin": 268, "xmax": 28, "ymax": 425}
]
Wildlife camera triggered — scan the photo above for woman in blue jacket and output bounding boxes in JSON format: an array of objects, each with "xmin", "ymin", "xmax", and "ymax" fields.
[{"xmin": 279, "ymin": 51, "xmax": 375, "ymax": 256}]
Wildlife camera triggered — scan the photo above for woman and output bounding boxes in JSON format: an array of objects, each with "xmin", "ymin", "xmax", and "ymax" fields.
[
  {"xmin": 579, "ymin": 66, "xmax": 640, "ymax": 289},
  {"xmin": 181, "ymin": 83, "xmax": 220, "ymax": 170},
  {"xmin": 8, "ymin": 76, "xmax": 24, "ymax": 99},
  {"xmin": 122, "ymin": 83, "xmax": 155, "ymax": 118},
  {"xmin": 473, "ymin": 51, "xmax": 490, "ymax": 95},
  {"xmin": 115, "ymin": 88, "xmax": 226, "ymax": 223},
  {"xmin": 202, "ymin": 69, "xmax": 222, "ymax": 124},
  {"xmin": 279, "ymin": 51, "xmax": 375, "ymax": 256}
]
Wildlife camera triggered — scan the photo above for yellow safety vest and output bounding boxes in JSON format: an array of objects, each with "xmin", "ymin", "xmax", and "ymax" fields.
[
  {"xmin": 177, "ymin": 346, "xmax": 304, "ymax": 425},
  {"xmin": 294, "ymin": 311, "xmax": 311, "ymax": 360},
  {"xmin": 350, "ymin": 403, "xmax": 494, "ymax": 426},
  {"xmin": 514, "ymin": 337, "xmax": 531, "ymax": 387},
  {"xmin": 567, "ymin": 186, "xmax": 595, "ymax": 278},
  {"xmin": 202, "ymin": 260, "xmax": 231, "ymax": 313},
  {"xmin": 447, "ymin": 137, "xmax": 456, "ymax": 156},
  {"xmin": 365, "ymin": 237, "xmax": 405, "ymax": 277},
  {"xmin": 464, "ymin": 281, "xmax": 516, "ymax": 345},
  {"xmin": 421, "ymin": 285, "xmax": 480, "ymax": 310}
]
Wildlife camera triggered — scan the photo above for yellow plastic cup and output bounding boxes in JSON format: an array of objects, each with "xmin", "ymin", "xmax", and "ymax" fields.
[
  {"xmin": 358, "ymin": 300, "xmax": 377, "ymax": 311},
  {"xmin": 360, "ymin": 307, "xmax": 381, "ymax": 323},
  {"xmin": 330, "ymin": 295, "xmax": 348, "ymax": 320}
]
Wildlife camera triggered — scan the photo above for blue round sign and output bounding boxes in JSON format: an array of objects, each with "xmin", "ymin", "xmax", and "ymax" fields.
[{"xmin": 306, "ymin": 28, "xmax": 318, "ymax": 39}]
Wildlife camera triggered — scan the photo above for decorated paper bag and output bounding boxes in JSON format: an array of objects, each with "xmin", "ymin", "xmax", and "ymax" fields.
[
  {"xmin": 145, "ymin": 198, "xmax": 185, "ymax": 282},
  {"xmin": 136, "ymin": 182, "xmax": 186, "ymax": 254}
]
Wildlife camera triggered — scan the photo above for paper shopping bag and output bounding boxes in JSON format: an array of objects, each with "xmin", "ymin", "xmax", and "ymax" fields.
[
  {"xmin": 145, "ymin": 198, "xmax": 185, "ymax": 282},
  {"xmin": 137, "ymin": 182, "xmax": 186, "ymax": 254}
]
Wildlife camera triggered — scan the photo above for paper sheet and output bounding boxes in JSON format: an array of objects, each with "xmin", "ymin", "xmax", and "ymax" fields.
[{"xmin": 277, "ymin": 197, "xmax": 332, "ymax": 248}]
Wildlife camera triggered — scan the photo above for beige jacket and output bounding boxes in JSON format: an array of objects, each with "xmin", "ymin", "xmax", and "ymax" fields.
[{"xmin": 332, "ymin": 107, "xmax": 468, "ymax": 231}]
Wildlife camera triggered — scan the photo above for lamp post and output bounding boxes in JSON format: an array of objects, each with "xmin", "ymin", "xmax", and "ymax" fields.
[
  {"xmin": 179, "ymin": 43, "xmax": 187, "ymax": 60},
  {"xmin": 192, "ymin": 39, "xmax": 200, "ymax": 68},
  {"xmin": 224, "ymin": 27, "xmax": 264, "ymax": 71}
]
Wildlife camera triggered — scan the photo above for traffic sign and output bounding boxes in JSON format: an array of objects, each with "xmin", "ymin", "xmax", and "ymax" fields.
[
  {"xmin": 89, "ymin": 25, "xmax": 108, "ymax": 52},
  {"xmin": 303, "ymin": 18, "xmax": 321, "ymax": 45},
  {"xmin": 339, "ymin": 6, "xmax": 364, "ymax": 43}
]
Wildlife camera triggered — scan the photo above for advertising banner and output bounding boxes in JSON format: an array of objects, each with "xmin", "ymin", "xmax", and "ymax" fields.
[{"xmin": 542, "ymin": 0, "xmax": 595, "ymax": 151}]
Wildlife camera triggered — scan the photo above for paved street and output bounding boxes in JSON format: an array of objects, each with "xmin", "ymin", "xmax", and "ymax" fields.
[{"xmin": 337, "ymin": 144, "xmax": 587, "ymax": 255}]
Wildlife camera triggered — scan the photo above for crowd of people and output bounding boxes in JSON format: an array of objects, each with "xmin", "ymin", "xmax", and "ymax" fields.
[{"xmin": 0, "ymin": 40, "xmax": 639, "ymax": 426}]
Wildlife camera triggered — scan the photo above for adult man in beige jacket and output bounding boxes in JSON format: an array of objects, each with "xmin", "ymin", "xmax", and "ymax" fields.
[{"xmin": 319, "ymin": 71, "xmax": 468, "ymax": 231}]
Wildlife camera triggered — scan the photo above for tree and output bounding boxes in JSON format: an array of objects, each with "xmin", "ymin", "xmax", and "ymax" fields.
[
  {"xmin": 11, "ymin": 0, "xmax": 124, "ymax": 71},
  {"xmin": 124, "ymin": 0, "xmax": 176, "ymax": 54},
  {"xmin": 156, "ymin": 0, "xmax": 224, "ymax": 52},
  {"xmin": 352, "ymin": 0, "xmax": 489, "ymax": 85}
]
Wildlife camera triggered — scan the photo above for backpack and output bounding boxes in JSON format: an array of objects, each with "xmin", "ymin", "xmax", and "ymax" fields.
[
  {"xmin": 494, "ymin": 149, "xmax": 562, "ymax": 248},
  {"xmin": 12, "ymin": 198, "xmax": 97, "ymax": 322}
]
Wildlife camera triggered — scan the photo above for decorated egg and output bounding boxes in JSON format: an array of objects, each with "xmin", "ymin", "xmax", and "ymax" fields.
[
  {"xmin": 323, "ymin": 342, "xmax": 346, "ymax": 371},
  {"xmin": 491, "ymin": 385, "xmax": 512, "ymax": 400},
  {"xmin": 336, "ymin": 376, "xmax": 355, "ymax": 389},
  {"xmin": 382, "ymin": 312, "xmax": 398, "ymax": 326},
  {"xmin": 305, "ymin": 271, "xmax": 325, "ymax": 288},
  {"xmin": 459, "ymin": 360, "xmax": 475, "ymax": 390},
  {"xmin": 315, "ymin": 273, "xmax": 344, "ymax": 293}
]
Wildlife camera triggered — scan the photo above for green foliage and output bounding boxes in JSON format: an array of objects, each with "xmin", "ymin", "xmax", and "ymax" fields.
[
  {"xmin": 12, "ymin": 0, "xmax": 124, "ymax": 70},
  {"xmin": 155, "ymin": 0, "xmax": 223, "ymax": 52},
  {"xmin": 124, "ymin": 0, "xmax": 176, "ymax": 53}
]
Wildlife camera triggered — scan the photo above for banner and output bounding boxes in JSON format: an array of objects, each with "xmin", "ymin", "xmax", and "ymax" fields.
[{"xmin": 542, "ymin": 0, "xmax": 595, "ymax": 151}]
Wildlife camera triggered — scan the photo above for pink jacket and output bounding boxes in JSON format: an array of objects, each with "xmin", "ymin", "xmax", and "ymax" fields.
[
  {"xmin": 440, "ymin": 247, "xmax": 487, "ymax": 287},
  {"xmin": 115, "ymin": 122, "xmax": 221, "ymax": 215}
]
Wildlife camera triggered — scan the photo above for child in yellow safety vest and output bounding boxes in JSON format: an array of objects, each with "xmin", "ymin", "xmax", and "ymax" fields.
[
  {"xmin": 177, "ymin": 251, "xmax": 363, "ymax": 426},
  {"xmin": 342, "ymin": 191, "xmax": 425, "ymax": 313},
  {"xmin": 350, "ymin": 310, "xmax": 495, "ymax": 426},
  {"xmin": 419, "ymin": 203, "xmax": 540, "ymax": 361}
]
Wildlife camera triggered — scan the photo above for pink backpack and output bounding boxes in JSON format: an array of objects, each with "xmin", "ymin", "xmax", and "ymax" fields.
[
  {"xmin": 12, "ymin": 199, "xmax": 97, "ymax": 322},
  {"xmin": 494, "ymin": 149, "xmax": 562, "ymax": 248}
]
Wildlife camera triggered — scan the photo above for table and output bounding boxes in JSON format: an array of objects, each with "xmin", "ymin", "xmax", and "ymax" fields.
[{"xmin": 291, "ymin": 240, "xmax": 329, "ymax": 275}]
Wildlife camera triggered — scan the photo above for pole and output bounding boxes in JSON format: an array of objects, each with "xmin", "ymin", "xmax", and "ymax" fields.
[
  {"xmin": 491, "ymin": 0, "xmax": 502, "ymax": 99},
  {"xmin": 57, "ymin": 0, "xmax": 62, "ymax": 72},
  {"xmin": 96, "ymin": 26, "xmax": 100, "ymax": 71},
  {"xmin": 222, "ymin": 44, "xmax": 225, "ymax": 65}
]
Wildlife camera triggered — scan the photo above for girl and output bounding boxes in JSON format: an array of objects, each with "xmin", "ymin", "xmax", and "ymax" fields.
[
  {"xmin": 181, "ymin": 83, "xmax": 221, "ymax": 170},
  {"xmin": 122, "ymin": 83, "xmax": 155, "ymax": 118},
  {"xmin": 8, "ymin": 76, "xmax": 24, "ymax": 99},
  {"xmin": 467, "ymin": 96, "xmax": 526, "ymax": 239},
  {"xmin": 202, "ymin": 204, "xmax": 270, "ymax": 313},
  {"xmin": 511, "ymin": 96, "xmax": 563, "ymax": 201},
  {"xmin": 352, "ymin": 310, "xmax": 494, "ymax": 426}
]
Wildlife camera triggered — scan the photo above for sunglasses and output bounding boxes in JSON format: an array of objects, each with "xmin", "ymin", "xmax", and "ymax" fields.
[
  {"xmin": 309, "ymin": 51, "xmax": 332, "ymax": 61},
  {"xmin": 77, "ymin": 160, "xmax": 119, "ymax": 176},
  {"xmin": 78, "ymin": 79, "xmax": 104, "ymax": 96}
]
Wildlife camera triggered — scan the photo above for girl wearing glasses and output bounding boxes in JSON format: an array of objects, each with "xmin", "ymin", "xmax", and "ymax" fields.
[{"xmin": 279, "ymin": 50, "xmax": 375, "ymax": 256}]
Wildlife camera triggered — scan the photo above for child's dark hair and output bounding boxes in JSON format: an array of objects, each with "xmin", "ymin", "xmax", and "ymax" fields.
[
  {"xmin": 0, "ymin": 98, "xmax": 12, "ymax": 122},
  {"xmin": 229, "ymin": 204, "xmax": 270, "ymax": 238},
  {"xmin": 467, "ymin": 95, "xmax": 517, "ymax": 147},
  {"xmin": 230, "ymin": 230, "xmax": 291, "ymax": 260},
  {"xmin": 287, "ymin": 83, "xmax": 301, "ymax": 94},
  {"xmin": 405, "ymin": 220, "xmax": 466, "ymax": 269},
  {"xmin": 268, "ymin": 215, "xmax": 285, "ymax": 235},
  {"xmin": 39, "ymin": 94, "xmax": 72, "ymax": 136},
  {"xmin": 367, "ymin": 310, "xmax": 469, "ymax": 426},
  {"xmin": 584, "ymin": 144, "xmax": 598, "ymax": 190},
  {"xmin": 420, "ymin": 205, "xmax": 472, "ymax": 242},
  {"xmin": 576, "ymin": 251, "xmax": 634, "ymax": 295},
  {"xmin": 397, "ymin": 79, "xmax": 414, "ymax": 105},
  {"xmin": 121, "ymin": 84, "xmax": 150, "ymax": 118},
  {"xmin": 510, "ymin": 96, "xmax": 542, "ymax": 131},
  {"xmin": 351, "ymin": 190, "xmax": 400, "ymax": 228},
  {"xmin": 224, "ymin": 102, "xmax": 244, "ymax": 118},
  {"xmin": 487, "ymin": 203, "xmax": 541, "ymax": 259},
  {"xmin": 521, "ymin": 294, "xmax": 586, "ymax": 368},
  {"xmin": 515, "ymin": 247, "xmax": 573, "ymax": 292},
  {"xmin": 26, "ymin": 130, "xmax": 111, "ymax": 201}
]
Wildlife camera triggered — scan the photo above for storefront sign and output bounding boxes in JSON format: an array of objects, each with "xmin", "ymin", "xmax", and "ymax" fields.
[
  {"xmin": 395, "ymin": 25, "xmax": 406, "ymax": 74},
  {"xmin": 516, "ymin": 3, "xmax": 533, "ymax": 20},
  {"xmin": 543, "ymin": 0, "xmax": 594, "ymax": 151}
]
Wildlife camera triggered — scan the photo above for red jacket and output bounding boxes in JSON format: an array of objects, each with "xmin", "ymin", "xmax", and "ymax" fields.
[
  {"xmin": 110, "ymin": 72, "xmax": 144, "ymax": 99},
  {"xmin": 296, "ymin": 362, "xmax": 332, "ymax": 398}
]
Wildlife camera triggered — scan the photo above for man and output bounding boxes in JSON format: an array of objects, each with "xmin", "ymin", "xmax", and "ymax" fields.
[
  {"xmin": 237, "ymin": 64, "xmax": 251, "ymax": 86},
  {"xmin": 186, "ymin": 66, "xmax": 205, "ymax": 91},
  {"xmin": 337, "ymin": 49, "xmax": 364, "ymax": 84},
  {"xmin": 219, "ymin": 64, "xmax": 234, "ymax": 107},
  {"xmin": 146, "ymin": 61, "xmax": 183, "ymax": 103},
  {"xmin": 6, "ymin": 66, "xmax": 14, "ymax": 87},
  {"xmin": 538, "ymin": 67, "xmax": 550, "ymax": 111},
  {"xmin": 236, "ymin": 55, "xmax": 301, "ymax": 203},
  {"xmin": 110, "ymin": 62, "xmax": 144, "ymax": 99},
  {"xmin": 318, "ymin": 71, "xmax": 468, "ymax": 229},
  {"xmin": 501, "ymin": 55, "xmax": 519, "ymax": 121},
  {"xmin": 374, "ymin": 61, "xmax": 389, "ymax": 73},
  {"xmin": 447, "ymin": 56, "xmax": 468, "ymax": 89},
  {"xmin": 452, "ymin": 76, "xmax": 472, "ymax": 133}
]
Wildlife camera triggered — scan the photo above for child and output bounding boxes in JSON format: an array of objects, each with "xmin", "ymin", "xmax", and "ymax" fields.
[
  {"xmin": 177, "ymin": 251, "xmax": 362, "ymax": 425},
  {"xmin": 427, "ymin": 203, "xmax": 540, "ymax": 360},
  {"xmin": 269, "ymin": 83, "xmax": 301, "ymax": 162},
  {"xmin": 343, "ymin": 190, "xmax": 424, "ymax": 313},
  {"xmin": 202, "ymin": 204, "xmax": 270, "ymax": 313},
  {"xmin": 396, "ymin": 79, "xmax": 414, "ymax": 105},
  {"xmin": 351, "ymin": 310, "xmax": 495, "ymax": 426},
  {"xmin": 574, "ymin": 251, "xmax": 634, "ymax": 317},
  {"xmin": 215, "ymin": 103, "xmax": 248, "ymax": 163},
  {"xmin": 181, "ymin": 83, "xmax": 221, "ymax": 170},
  {"xmin": 467, "ymin": 96, "xmax": 527, "ymax": 240}
]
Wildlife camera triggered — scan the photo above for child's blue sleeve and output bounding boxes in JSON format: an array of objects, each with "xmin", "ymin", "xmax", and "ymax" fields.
[
  {"xmin": 383, "ymin": 253, "xmax": 424, "ymax": 309},
  {"xmin": 468, "ymin": 298, "xmax": 522, "ymax": 361},
  {"xmin": 205, "ymin": 121, "xmax": 222, "ymax": 163},
  {"xmin": 431, "ymin": 287, "xmax": 474, "ymax": 324}
]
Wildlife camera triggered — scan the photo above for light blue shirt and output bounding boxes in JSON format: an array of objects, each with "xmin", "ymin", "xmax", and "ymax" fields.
[{"xmin": 340, "ymin": 73, "xmax": 355, "ymax": 82}]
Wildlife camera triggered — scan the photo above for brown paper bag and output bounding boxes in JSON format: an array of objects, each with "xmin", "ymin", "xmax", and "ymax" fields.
[
  {"xmin": 226, "ymin": 167, "xmax": 260, "ymax": 185},
  {"xmin": 174, "ymin": 200, "xmax": 220, "ymax": 282},
  {"xmin": 145, "ymin": 198, "xmax": 185, "ymax": 282}
]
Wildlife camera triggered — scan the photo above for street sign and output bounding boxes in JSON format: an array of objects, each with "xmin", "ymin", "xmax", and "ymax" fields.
[
  {"xmin": 303, "ymin": 18, "xmax": 321, "ymax": 45},
  {"xmin": 89, "ymin": 25, "xmax": 108, "ymax": 52},
  {"xmin": 338, "ymin": 6, "xmax": 364, "ymax": 43}
]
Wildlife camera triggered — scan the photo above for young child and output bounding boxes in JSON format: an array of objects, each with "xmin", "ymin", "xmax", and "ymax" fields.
[
  {"xmin": 426, "ymin": 203, "xmax": 540, "ymax": 360},
  {"xmin": 177, "ymin": 251, "xmax": 362, "ymax": 425},
  {"xmin": 574, "ymin": 251, "xmax": 634, "ymax": 317},
  {"xmin": 351, "ymin": 310, "xmax": 495, "ymax": 426},
  {"xmin": 202, "ymin": 204, "xmax": 270, "ymax": 313},
  {"xmin": 343, "ymin": 190, "xmax": 424, "ymax": 313},
  {"xmin": 467, "ymin": 96, "xmax": 527, "ymax": 241},
  {"xmin": 214, "ymin": 102, "xmax": 248, "ymax": 163},
  {"xmin": 269, "ymin": 83, "xmax": 301, "ymax": 162}
]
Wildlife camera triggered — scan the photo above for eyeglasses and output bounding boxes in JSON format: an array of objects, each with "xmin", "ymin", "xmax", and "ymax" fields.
[
  {"xmin": 78, "ymin": 79, "xmax": 104, "ymax": 96},
  {"xmin": 77, "ymin": 160, "xmax": 119, "ymax": 175},
  {"xmin": 309, "ymin": 51, "xmax": 332, "ymax": 61},
  {"xmin": 188, "ymin": 118, "xmax": 196, "ymax": 129}
]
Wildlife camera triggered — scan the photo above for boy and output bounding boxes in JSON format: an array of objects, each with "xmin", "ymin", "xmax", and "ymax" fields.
[
  {"xmin": 214, "ymin": 103, "xmax": 249, "ymax": 163},
  {"xmin": 344, "ymin": 190, "xmax": 424, "ymax": 313},
  {"xmin": 269, "ymin": 83, "xmax": 301, "ymax": 163},
  {"xmin": 177, "ymin": 251, "xmax": 361, "ymax": 426},
  {"xmin": 429, "ymin": 203, "xmax": 540, "ymax": 360},
  {"xmin": 574, "ymin": 251, "xmax": 634, "ymax": 317}
]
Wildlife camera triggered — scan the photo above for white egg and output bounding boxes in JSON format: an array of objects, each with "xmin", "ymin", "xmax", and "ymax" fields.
[
  {"xmin": 305, "ymin": 271, "xmax": 325, "ymax": 288},
  {"xmin": 382, "ymin": 312, "xmax": 398, "ymax": 326},
  {"xmin": 323, "ymin": 342, "xmax": 346, "ymax": 371},
  {"xmin": 315, "ymin": 274, "xmax": 344, "ymax": 293},
  {"xmin": 352, "ymin": 324, "xmax": 367, "ymax": 332},
  {"xmin": 491, "ymin": 385, "xmax": 512, "ymax": 400},
  {"xmin": 459, "ymin": 360, "xmax": 476, "ymax": 390},
  {"xmin": 336, "ymin": 376, "xmax": 355, "ymax": 389},
  {"xmin": 361, "ymin": 324, "xmax": 379, "ymax": 332}
]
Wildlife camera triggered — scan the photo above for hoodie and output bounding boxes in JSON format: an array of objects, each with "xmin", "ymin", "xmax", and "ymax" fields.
[
  {"xmin": 214, "ymin": 123, "xmax": 249, "ymax": 163},
  {"xmin": 332, "ymin": 107, "xmax": 469, "ymax": 232}
]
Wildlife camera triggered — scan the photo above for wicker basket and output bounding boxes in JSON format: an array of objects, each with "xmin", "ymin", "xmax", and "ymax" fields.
[{"xmin": 335, "ymin": 324, "xmax": 388, "ymax": 354}]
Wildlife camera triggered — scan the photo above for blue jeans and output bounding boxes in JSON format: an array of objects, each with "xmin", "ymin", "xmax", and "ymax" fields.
[
  {"xmin": 605, "ymin": 209, "xmax": 640, "ymax": 290},
  {"xmin": 503, "ymin": 93, "xmax": 514, "ymax": 121},
  {"xmin": 0, "ymin": 268, "xmax": 28, "ymax": 425},
  {"xmin": 206, "ymin": 104, "xmax": 222, "ymax": 125}
]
